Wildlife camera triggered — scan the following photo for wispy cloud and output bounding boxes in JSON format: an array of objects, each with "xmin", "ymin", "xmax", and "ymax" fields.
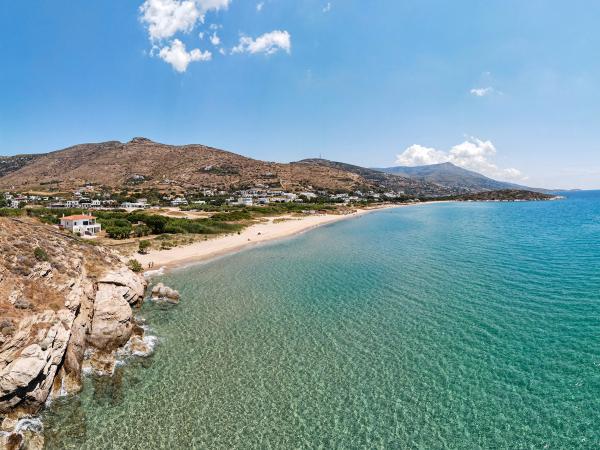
[
  {"xmin": 256, "ymin": 2, "xmax": 264, "ymax": 12},
  {"xmin": 470, "ymin": 87, "xmax": 494, "ymax": 97},
  {"xmin": 322, "ymin": 2, "xmax": 332, "ymax": 12},
  {"xmin": 232, "ymin": 30, "xmax": 291, "ymax": 55},
  {"xmin": 210, "ymin": 32, "xmax": 221, "ymax": 46}
]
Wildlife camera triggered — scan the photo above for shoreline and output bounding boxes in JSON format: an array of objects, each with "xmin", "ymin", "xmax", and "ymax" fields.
[{"xmin": 135, "ymin": 201, "xmax": 451, "ymax": 273}]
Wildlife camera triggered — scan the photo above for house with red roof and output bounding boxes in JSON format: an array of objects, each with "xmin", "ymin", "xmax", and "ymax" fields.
[{"xmin": 59, "ymin": 214, "xmax": 101, "ymax": 236}]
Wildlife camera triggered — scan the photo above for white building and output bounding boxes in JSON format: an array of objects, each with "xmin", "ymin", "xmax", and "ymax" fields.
[
  {"xmin": 238, "ymin": 197, "xmax": 253, "ymax": 206},
  {"xmin": 171, "ymin": 197, "xmax": 188, "ymax": 207},
  {"xmin": 60, "ymin": 215, "xmax": 101, "ymax": 236},
  {"xmin": 121, "ymin": 201, "xmax": 149, "ymax": 209},
  {"xmin": 66, "ymin": 200, "xmax": 80, "ymax": 208}
]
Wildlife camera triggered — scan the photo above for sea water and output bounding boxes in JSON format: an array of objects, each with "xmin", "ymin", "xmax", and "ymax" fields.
[{"xmin": 43, "ymin": 192, "xmax": 600, "ymax": 448}]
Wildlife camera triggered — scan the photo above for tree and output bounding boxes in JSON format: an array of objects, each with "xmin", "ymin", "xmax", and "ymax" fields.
[
  {"xmin": 143, "ymin": 215, "xmax": 168, "ymax": 234},
  {"xmin": 105, "ymin": 225, "xmax": 131, "ymax": 239},
  {"xmin": 133, "ymin": 224, "xmax": 151, "ymax": 237},
  {"xmin": 138, "ymin": 240, "xmax": 151, "ymax": 254}
]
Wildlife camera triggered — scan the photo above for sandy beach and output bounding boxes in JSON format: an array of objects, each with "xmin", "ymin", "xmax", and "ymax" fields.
[{"xmin": 135, "ymin": 205, "xmax": 404, "ymax": 272}]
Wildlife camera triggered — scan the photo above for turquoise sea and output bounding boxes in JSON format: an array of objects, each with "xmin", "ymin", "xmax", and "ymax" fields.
[{"xmin": 43, "ymin": 192, "xmax": 600, "ymax": 448}]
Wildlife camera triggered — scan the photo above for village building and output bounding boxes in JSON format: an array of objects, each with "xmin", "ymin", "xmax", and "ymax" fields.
[
  {"xmin": 171, "ymin": 197, "xmax": 188, "ymax": 207},
  {"xmin": 59, "ymin": 214, "xmax": 101, "ymax": 236}
]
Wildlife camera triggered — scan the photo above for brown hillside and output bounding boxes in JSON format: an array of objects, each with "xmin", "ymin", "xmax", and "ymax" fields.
[{"xmin": 0, "ymin": 138, "xmax": 370, "ymax": 193}]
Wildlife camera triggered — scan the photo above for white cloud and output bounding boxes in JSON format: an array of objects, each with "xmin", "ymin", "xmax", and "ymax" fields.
[
  {"xmin": 140, "ymin": 0, "xmax": 291, "ymax": 71},
  {"xmin": 210, "ymin": 32, "xmax": 221, "ymax": 46},
  {"xmin": 158, "ymin": 39, "xmax": 211, "ymax": 72},
  {"xmin": 140, "ymin": 0, "xmax": 230, "ymax": 41},
  {"xmin": 395, "ymin": 137, "xmax": 525, "ymax": 181},
  {"xmin": 470, "ymin": 87, "xmax": 493, "ymax": 97},
  {"xmin": 232, "ymin": 30, "xmax": 291, "ymax": 55},
  {"xmin": 140, "ymin": 0, "xmax": 200, "ymax": 40},
  {"xmin": 323, "ymin": 2, "xmax": 332, "ymax": 12},
  {"xmin": 396, "ymin": 144, "xmax": 449, "ymax": 166}
]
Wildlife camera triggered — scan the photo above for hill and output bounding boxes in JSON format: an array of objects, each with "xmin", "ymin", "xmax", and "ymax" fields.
[
  {"xmin": 0, "ymin": 139, "xmax": 547, "ymax": 197},
  {"xmin": 375, "ymin": 162, "xmax": 542, "ymax": 193},
  {"xmin": 297, "ymin": 159, "xmax": 456, "ymax": 196},
  {"xmin": 0, "ymin": 138, "xmax": 371, "ymax": 193}
]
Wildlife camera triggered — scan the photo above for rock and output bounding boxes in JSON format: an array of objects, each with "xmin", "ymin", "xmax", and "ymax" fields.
[
  {"xmin": 87, "ymin": 284, "xmax": 134, "ymax": 351},
  {"xmin": 1, "ymin": 418, "xmax": 17, "ymax": 433},
  {"xmin": 0, "ymin": 218, "xmax": 150, "ymax": 427},
  {"xmin": 0, "ymin": 310, "xmax": 74, "ymax": 415},
  {"xmin": 127, "ymin": 336, "xmax": 152, "ymax": 357},
  {"xmin": 98, "ymin": 268, "xmax": 147, "ymax": 307},
  {"xmin": 13, "ymin": 298, "xmax": 32, "ymax": 310},
  {"xmin": 28, "ymin": 262, "xmax": 52, "ymax": 280},
  {"xmin": 151, "ymin": 283, "xmax": 181, "ymax": 304},
  {"xmin": 86, "ymin": 350, "xmax": 117, "ymax": 376},
  {"xmin": 0, "ymin": 344, "xmax": 47, "ymax": 395}
]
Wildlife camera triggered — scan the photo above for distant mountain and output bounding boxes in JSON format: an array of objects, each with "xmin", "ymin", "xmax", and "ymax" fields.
[
  {"xmin": 375, "ymin": 162, "xmax": 544, "ymax": 193},
  {"xmin": 297, "ymin": 159, "xmax": 455, "ymax": 196}
]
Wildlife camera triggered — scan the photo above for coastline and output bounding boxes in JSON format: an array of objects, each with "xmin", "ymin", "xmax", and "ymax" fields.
[{"xmin": 135, "ymin": 203, "xmax": 415, "ymax": 272}]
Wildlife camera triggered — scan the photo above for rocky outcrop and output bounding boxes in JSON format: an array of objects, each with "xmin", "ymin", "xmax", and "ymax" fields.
[
  {"xmin": 88, "ymin": 269, "xmax": 146, "ymax": 350},
  {"xmin": 0, "ymin": 217, "xmax": 148, "ymax": 446},
  {"xmin": 151, "ymin": 283, "xmax": 181, "ymax": 304}
]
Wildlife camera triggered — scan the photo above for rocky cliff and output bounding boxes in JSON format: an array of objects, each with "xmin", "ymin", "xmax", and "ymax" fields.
[{"xmin": 0, "ymin": 217, "xmax": 148, "ymax": 447}]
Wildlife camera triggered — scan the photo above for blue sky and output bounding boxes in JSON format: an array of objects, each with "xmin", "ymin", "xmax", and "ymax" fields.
[{"xmin": 1, "ymin": 1, "xmax": 600, "ymax": 189}]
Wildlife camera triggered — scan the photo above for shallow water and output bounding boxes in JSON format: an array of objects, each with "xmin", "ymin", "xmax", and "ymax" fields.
[{"xmin": 43, "ymin": 192, "xmax": 600, "ymax": 448}]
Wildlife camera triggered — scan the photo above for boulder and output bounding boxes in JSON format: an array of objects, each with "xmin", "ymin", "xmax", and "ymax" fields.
[
  {"xmin": 87, "ymin": 284, "xmax": 133, "ymax": 351},
  {"xmin": 151, "ymin": 283, "xmax": 181, "ymax": 304},
  {"xmin": 0, "ymin": 310, "xmax": 73, "ymax": 415},
  {"xmin": 98, "ymin": 268, "xmax": 147, "ymax": 306}
]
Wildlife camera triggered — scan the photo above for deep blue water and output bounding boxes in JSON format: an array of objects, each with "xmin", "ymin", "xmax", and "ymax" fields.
[{"xmin": 44, "ymin": 192, "xmax": 600, "ymax": 448}]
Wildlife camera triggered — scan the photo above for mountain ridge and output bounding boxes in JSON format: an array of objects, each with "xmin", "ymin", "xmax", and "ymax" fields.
[
  {"xmin": 375, "ymin": 162, "xmax": 547, "ymax": 193},
  {"xmin": 0, "ymin": 138, "xmax": 547, "ymax": 196}
]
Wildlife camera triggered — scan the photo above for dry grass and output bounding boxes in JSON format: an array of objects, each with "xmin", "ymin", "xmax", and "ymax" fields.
[{"xmin": 0, "ymin": 217, "xmax": 116, "ymax": 324}]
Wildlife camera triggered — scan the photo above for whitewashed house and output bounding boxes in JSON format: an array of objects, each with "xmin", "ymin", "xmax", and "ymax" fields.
[
  {"xmin": 238, "ymin": 197, "xmax": 253, "ymax": 206},
  {"xmin": 60, "ymin": 215, "xmax": 101, "ymax": 236},
  {"xmin": 171, "ymin": 197, "xmax": 188, "ymax": 207}
]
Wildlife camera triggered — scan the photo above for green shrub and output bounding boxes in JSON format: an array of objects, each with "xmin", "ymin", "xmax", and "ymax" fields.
[
  {"xmin": 105, "ymin": 225, "xmax": 131, "ymax": 239},
  {"xmin": 128, "ymin": 259, "xmax": 143, "ymax": 273},
  {"xmin": 133, "ymin": 224, "xmax": 151, "ymax": 237},
  {"xmin": 0, "ymin": 208, "xmax": 23, "ymax": 217},
  {"xmin": 33, "ymin": 247, "xmax": 49, "ymax": 262},
  {"xmin": 138, "ymin": 240, "xmax": 151, "ymax": 254}
]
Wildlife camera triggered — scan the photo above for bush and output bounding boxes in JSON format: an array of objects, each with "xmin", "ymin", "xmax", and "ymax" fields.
[
  {"xmin": 143, "ymin": 215, "xmax": 168, "ymax": 234},
  {"xmin": 0, "ymin": 208, "xmax": 23, "ymax": 217},
  {"xmin": 128, "ymin": 259, "xmax": 143, "ymax": 273},
  {"xmin": 33, "ymin": 247, "xmax": 49, "ymax": 262},
  {"xmin": 138, "ymin": 240, "xmax": 151, "ymax": 254},
  {"xmin": 105, "ymin": 225, "xmax": 131, "ymax": 239},
  {"xmin": 133, "ymin": 224, "xmax": 151, "ymax": 237}
]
